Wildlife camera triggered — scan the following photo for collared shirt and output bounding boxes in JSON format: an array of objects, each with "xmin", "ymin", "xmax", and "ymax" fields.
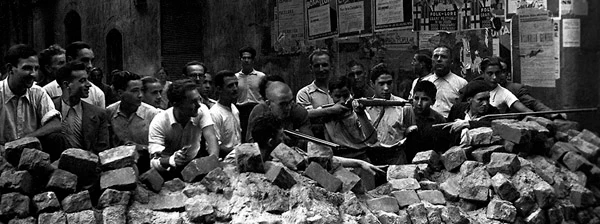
[
  {"xmin": 0, "ymin": 79, "xmax": 60, "ymax": 144},
  {"xmin": 236, "ymin": 69, "xmax": 266, "ymax": 105},
  {"xmin": 61, "ymin": 100, "xmax": 83, "ymax": 148},
  {"xmin": 489, "ymin": 84, "xmax": 518, "ymax": 113},
  {"xmin": 148, "ymin": 104, "xmax": 214, "ymax": 161},
  {"xmin": 421, "ymin": 72, "xmax": 467, "ymax": 118},
  {"xmin": 365, "ymin": 95, "xmax": 416, "ymax": 148},
  {"xmin": 43, "ymin": 80, "xmax": 106, "ymax": 108},
  {"xmin": 107, "ymin": 101, "xmax": 162, "ymax": 146},
  {"xmin": 209, "ymin": 102, "xmax": 241, "ymax": 155},
  {"xmin": 296, "ymin": 81, "xmax": 334, "ymax": 109}
]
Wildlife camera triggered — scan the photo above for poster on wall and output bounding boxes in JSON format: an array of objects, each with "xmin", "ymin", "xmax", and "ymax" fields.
[
  {"xmin": 506, "ymin": 0, "xmax": 547, "ymax": 18},
  {"xmin": 377, "ymin": 28, "xmax": 417, "ymax": 51},
  {"xmin": 338, "ymin": 0, "xmax": 373, "ymax": 37},
  {"xmin": 413, "ymin": 0, "xmax": 459, "ymax": 31},
  {"xmin": 276, "ymin": 0, "xmax": 306, "ymax": 54},
  {"xmin": 374, "ymin": 0, "xmax": 413, "ymax": 31},
  {"xmin": 562, "ymin": 18, "xmax": 580, "ymax": 48},
  {"xmin": 517, "ymin": 8, "xmax": 558, "ymax": 87},
  {"xmin": 307, "ymin": 0, "xmax": 338, "ymax": 40},
  {"xmin": 461, "ymin": 0, "xmax": 499, "ymax": 30}
]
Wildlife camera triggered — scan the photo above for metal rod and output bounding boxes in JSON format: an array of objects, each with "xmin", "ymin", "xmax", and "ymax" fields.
[
  {"xmin": 283, "ymin": 129, "xmax": 340, "ymax": 148},
  {"xmin": 355, "ymin": 99, "xmax": 411, "ymax": 107}
]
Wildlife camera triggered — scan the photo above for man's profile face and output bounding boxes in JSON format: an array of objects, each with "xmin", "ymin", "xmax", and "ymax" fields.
[
  {"xmin": 219, "ymin": 76, "xmax": 239, "ymax": 101},
  {"xmin": 483, "ymin": 65, "xmax": 501, "ymax": 86},
  {"xmin": 201, "ymin": 73, "xmax": 213, "ymax": 97},
  {"xmin": 310, "ymin": 54, "xmax": 331, "ymax": 81},
  {"xmin": 412, "ymin": 91, "xmax": 433, "ymax": 115},
  {"xmin": 349, "ymin": 65, "xmax": 365, "ymax": 88},
  {"xmin": 432, "ymin": 47, "xmax": 451, "ymax": 76},
  {"xmin": 241, "ymin": 52, "xmax": 255, "ymax": 68},
  {"xmin": 373, "ymin": 74, "xmax": 393, "ymax": 100},
  {"xmin": 11, "ymin": 56, "xmax": 39, "ymax": 89},
  {"xmin": 180, "ymin": 89, "xmax": 201, "ymax": 118},
  {"xmin": 74, "ymin": 48, "xmax": 95, "ymax": 73},
  {"xmin": 186, "ymin": 65, "xmax": 205, "ymax": 84},
  {"xmin": 469, "ymin": 91, "xmax": 491, "ymax": 116},
  {"xmin": 267, "ymin": 89, "xmax": 294, "ymax": 119},
  {"xmin": 67, "ymin": 70, "xmax": 91, "ymax": 99},
  {"xmin": 497, "ymin": 62, "xmax": 509, "ymax": 87},
  {"xmin": 142, "ymin": 82, "xmax": 163, "ymax": 108},
  {"xmin": 411, "ymin": 54, "xmax": 424, "ymax": 75},
  {"xmin": 121, "ymin": 80, "xmax": 143, "ymax": 108}
]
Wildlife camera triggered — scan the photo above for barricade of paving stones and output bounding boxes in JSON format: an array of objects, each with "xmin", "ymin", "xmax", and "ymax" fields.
[{"xmin": 0, "ymin": 117, "xmax": 598, "ymax": 223}]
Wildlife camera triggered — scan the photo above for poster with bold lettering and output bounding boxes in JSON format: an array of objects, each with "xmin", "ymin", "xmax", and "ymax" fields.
[
  {"xmin": 276, "ymin": 0, "xmax": 306, "ymax": 54},
  {"xmin": 338, "ymin": 0, "xmax": 372, "ymax": 37},
  {"xmin": 461, "ymin": 0, "xmax": 501, "ymax": 30},
  {"xmin": 307, "ymin": 0, "xmax": 338, "ymax": 40},
  {"xmin": 518, "ymin": 8, "xmax": 557, "ymax": 87},
  {"xmin": 374, "ymin": 0, "xmax": 413, "ymax": 31},
  {"xmin": 413, "ymin": 0, "xmax": 459, "ymax": 31}
]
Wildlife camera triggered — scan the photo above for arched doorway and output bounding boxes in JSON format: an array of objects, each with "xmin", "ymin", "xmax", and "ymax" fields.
[
  {"xmin": 64, "ymin": 11, "xmax": 81, "ymax": 46},
  {"xmin": 106, "ymin": 29, "xmax": 123, "ymax": 84}
]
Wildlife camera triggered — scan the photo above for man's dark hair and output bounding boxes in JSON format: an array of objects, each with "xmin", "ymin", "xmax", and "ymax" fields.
[
  {"xmin": 370, "ymin": 63, "xmax": 393, "ymax": 82},
  {"xmin": 413, "ymin": 80, "xmax": 437, "ymax": 100},
  {"xmin": 56, "ymin": 61, "xmax": 87, "ymax": 87},
  {"xmin": 213, "ymin": 70, "xmax": 236, "ymax": 88},
  {"xmin": 252, "ymin": 113, "xmax": 283, "ymax": 150},
  {"xmin": 259, "ymin": 75, "xmax": 285, "ymax": 99},
  {"xmin": 462, "ymin": 80, "xmax": 495, "ymax": 99},
  {"xmin": 500, "ymin": 57, "xmax": 510, "ymax": 72},
  {"xmin": 39, "ymin": 44, "xmax": 65, "ymax": 72},
  {"xmin": 181, "ymin": 61, "xmax": 206, "ymax": 76},
  {"xmin": 65, "ymin": 41, "xmax": 91, "ymax": 60},
  {"xmin": 434, "ymin": 45, "xmax": 453, "ymax": 59},
  {"xmin": 328, "ymin": 75, "xmax": 349, "ymax": 92},
  {"xmin": 239, "ymin": 46, "xmax": 257, "ymax": 58},
  {"xmin": 168, "ymin": 79, "xmax": 198, "ymax": 105},
  {"xmin": 347, "ymin": 60, "xmax": 364, "ymax": 70},
  {"xmin": 480, "ymin": 56, "xmax": 503, "ymax": 72},
  {"xmin": 141, "ymin": 76, "xmax": 160, "ymax": 92},
  {"xmin": 308, "ymin": 49, "xmax": 332, "ymax": 65},
  {"xmin": 112, "ymin": 71, "xmax": 141, "ymax": 92},
  {"xmin": 415, "ymin": 49, "xmax": 433, "ymax": 71},
  {"xmin": 4, "ymin": 44, "xmax": 37, "ymax": 67}
]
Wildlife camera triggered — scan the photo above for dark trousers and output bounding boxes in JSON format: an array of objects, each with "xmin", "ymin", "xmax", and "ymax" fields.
[{"xmin": 237, "ymin": 103, "xmax": 258, "ymax": 143}]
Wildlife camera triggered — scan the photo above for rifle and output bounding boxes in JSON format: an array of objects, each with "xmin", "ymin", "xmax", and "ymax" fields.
[
  {"xmin": 432, "ymin": 107, "xmax": 598, "ymax": 128},
  {"xmin": 321, "ymin": 98, "xmax": 411, "ymax": 108},
  {"xmin": 283, "ymin": 129, "xmax": 340, "ymax": 149}
]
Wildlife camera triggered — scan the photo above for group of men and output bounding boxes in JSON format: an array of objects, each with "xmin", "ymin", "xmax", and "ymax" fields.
[{"xmin": 1, "ymin": 41, "xmax": 555, "ymax": 180}]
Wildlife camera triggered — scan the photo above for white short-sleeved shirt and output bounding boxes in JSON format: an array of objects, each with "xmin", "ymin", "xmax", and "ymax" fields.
[
  {"xmin": 296, "ymin": 81, "xmax": 334, "ymax": 109},
  {"xmin": 148, "ymin": 104, "xmax": 214, "ymax": 162},
  {"xmin": 235, "ymin": 69, "xmax": 265, "ymax": 105},
  {"xmin": 489, "ymin": 84, "xmax": 518, "ymax": 113},
  {"xmin": 209, "ymin": 102, "xmax": 241, "ymax": 155},
  {"xmin": 43, "ymin": 80, "xmax": 106, "ymax": 108},
  {"xmin": 421, "ymin": 72, "xmax": 467, "ymax": 118}
]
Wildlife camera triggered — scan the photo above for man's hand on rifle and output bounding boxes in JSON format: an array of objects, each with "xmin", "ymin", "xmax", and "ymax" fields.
[{"xmin": 443, "ymin": 119, "xmax": 470, "ymax": 133}]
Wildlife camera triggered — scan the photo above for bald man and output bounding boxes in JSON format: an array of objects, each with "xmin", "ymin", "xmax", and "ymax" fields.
[{"xmin": 246, "ymin": 81, "xmax": 313, "ymax": 143}]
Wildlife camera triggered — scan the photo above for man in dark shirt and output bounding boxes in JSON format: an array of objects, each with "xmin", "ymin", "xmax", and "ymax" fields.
[{"xmin": 405, "ymin": 81, "xmax": 447, "ymax": 159}]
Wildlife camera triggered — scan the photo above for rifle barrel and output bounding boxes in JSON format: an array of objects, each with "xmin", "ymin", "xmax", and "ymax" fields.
[
  {"xmin": 356, "ymin": 99, "xmax": 410, "ymax": 107},
  {"xmin": 283, "ymin": 130, "xmax": 340, "ymax": 148}
]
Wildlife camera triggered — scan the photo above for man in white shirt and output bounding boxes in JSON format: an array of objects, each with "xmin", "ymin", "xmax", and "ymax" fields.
[
  {"xmin": 236, "ymin": 46, "xmax": 266, "ymax": 142},
  {"xmin": 43, "ymin": 41, "xmax": 105, "ymax": 108},
  {"xmin": 209, "ymin": 70, "xmax": 241, "ymax": 157},
  {"xmin": 478, "ymin": 56, "xmax": 533, "ymax": 113}
]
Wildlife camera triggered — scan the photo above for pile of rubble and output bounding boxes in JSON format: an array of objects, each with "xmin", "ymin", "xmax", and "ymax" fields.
[{"xmin": 0, "ymin": 116, "xmax": 598, "ymax": 224}]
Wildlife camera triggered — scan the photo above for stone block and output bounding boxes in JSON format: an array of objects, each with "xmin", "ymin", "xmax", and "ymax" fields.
[
  {"xmin": 471, "ymin": 145, "xmax": 504, "ymax": 163},
  {"xmin": 38, "ymin": 211, "xmax": 67, "ymax": 224},
  {"xmin": 369, "ymin": 183, "xmax": 393, "ymax": 197},
  {"xmin": 333, "ymin": 167, "xmax": 360, "ymax": 193},
  {"xmin": 529, "ymin": 156, "xmax": 557, "ymax": 184},
  {"xmin": 184, "ymin": 197, "xmax": 215, "ymax": 223},
  {"xmin": 486, "ymin": 198, "xmax": 517, "ymax": 222},
  {"xmin": 199, "ymin": 167, "xmax": 231, "ymax": 193},
  {"xmin": 533, "ymin": 181, "xmax": 556, "ymax": 209},
  {"xmin": 46, "ymin": 169, "xmax": 77, "ymax": 198},
  {"xmin": 555, "ymin": 131, "xmax": 569, "ymax": 142},
  {"xmin": 577, "ymin": 129, "xmax": 600, "ymax": 147},
  {"xmin": 65, "ymin": 210, "xmax": 96, "ymax": 224},
  {"xmin": 265, "ymin": 164, "xmax": 296, "ymax": 190},
  {"xmin": 139, "ymin": 168, "xmax": 163, "ymax": 192},
  {"xmin": 151, "ymin": 211, "xmax": 182, "ymax": 224},
  {"xmin": 491, "ymin": 173, "xmax": 519, "ymax": 202},
  {"xmin": 562, "ymin": 151, "xmax": 592, "ymax": 172},
  {"xmin": 0, "ymin": 192, "xmax": 30, "ymax": 219},
  {"xmin": 547, "ymin": 206, "xmax": 564, "ymax": 224},
  {"xmin": 486, "ymin": 152, "xmax": 521, "ymax": 176},
  {"xmin": 100, "ymin": 167, "xmax": 137, "ymax": 191},
  {"xmin": 552, "ymin": 119, "xmax": 580, "ymax": 133},
  {"xmin": 366, "ymin": 196, "xmax": 399, "ymax": 213},
  {"xmin": 4, "ymin": 137, "xmax": 41, "ymax": 166},
  {"xmin": 163, "ymin": 178, "xmax": 185, "ymax": 192},
  {"xmin": 181, "ymin": 155, "xmax": 219, "ymax": 183},
  {"xmin": 440, "ymin": 175, "xmax": 460, "ymax": 202},
  {"xmin": 459, "ymin": 166, "xmax": 491, "ymax": 202},
  {"xmin": 441, "ymin": 146, "xmax": 467, "ymax": 171},
  {"xmin": 33, "ymin": 191, "xmax": 60, "ymax": 213},
  {"xmin": 303, "ymin": 162, "xmax": 342, "ymax": 192},
  {"xmin": 375, "ymin": 211, "xmax": 409, "ymax": 224},
  {"xmin": 407, "ymin": 203, "xmax": 428, "ymax": 224},
  {"xmin": 459, "ymin": 160, "xmax": 483, "ymax": 176},
  {"xmin": 97, "ymin": 189, "xmax": 131, "ymax": 209},
  {"xmin": 419, "ymin": 180, "xmax": 439, "ymax": 190},
  {"xmin": 0, "ymin": 170, "xmax": 34, "ymax": 195},
  {"xmin": 569, "ymin": 135, "xmax": 600, "ymax": 160},
  {"xmin": 149, "ymin": 191, "xmax": 186, "ymax": 211},
  {"xmin": 341, "ymin": 192, "xmax": 363, "ymax": 216},
  {"xmin": 391, "ymin": 190, "xmax": 420, "ymax": 208},
  {"xmin": 569, "ymin": 184, "xmax": 596, "ymax": 208},
  {"xmin": 514, "ymin": 192, "xmax": 537, "ymax": 217},
  {"xmin": 441, "ymin": 205, "xmax": 470, "ymax": 224},
  {"xmin": 182, "ymin": 183, "xmax": 207, "ymax": 198},
  {"xmin": 386, "ymin": 164, "xmax": 419, "ymax": 181},
  {"xmin": 61, "ymin": 191, "xmax": 92, "ymax": 213},
  {"xmin": 424, "ymin": 203, "xmax": 444, "ymax": 224},
  {"xmin": 492, "ymin": 119, "xmax": 531, "ymax": 144},
  {"xmin": 270, "ymin": 143, "xmax": 307, "ymax": 171},
  {"xmin": 389, "ymin": 178, "xmax": 420, "ymax": 190},
  {"xmin": 525, "ymin": 208, "xmax": 547, "ymax": 224},
  {"xmin": 416, "ymin": 163, "xmax": 432, "ymax": 178},
  {"xmin": 412, "ymin": 150, "xmax": 441, "ymax": 168},
  {"xmin": 465, "ymin": 127, "xmax": 496, "ymax": 146},
  {"xmin": 98, "ymin": 145, "xmax": 138, "ymax": 171},
  {"xmin": 524, "ymin": 116, "xmax": 555, "ymax": 131},
  {"xmin": 306, "ymin": 142, "xmax": 333, "ymax": 170},
  {"xmin": 102, "ymin": 205, "xmax": 126, "ymax": 224},
  {"xmin": 17, "ymin": 148, "xmax": 52, "ymax": 176},
  {"xmin": 235, "ymin": 143, "xmax": 264, "ymax": 173},
  {"xmin": 57, "ymin": 148, "xmax": 99, "ymax": 187},
  {"xmin": 132, "ymin": 185, "xmax": 150, "ymax": 204},
  {"xmin": 417, "ymin": 190, "xmax": 446, "ymax": 205},
  {"xmin": 7, "ymin": 217, "xmax": 35, "ymax": 224},
  {"xmin": 351, "ymin": 167, "xmax": 375, "ymax": 191}
]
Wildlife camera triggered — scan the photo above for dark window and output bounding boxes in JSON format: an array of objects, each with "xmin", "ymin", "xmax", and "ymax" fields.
[
  {"xmin": 64, "ymin": 11, "xmax": 81, "ymax": 46},
  {"xmin": 106, "ymin": 29, "xmax": 123, "ymax": 85}
]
